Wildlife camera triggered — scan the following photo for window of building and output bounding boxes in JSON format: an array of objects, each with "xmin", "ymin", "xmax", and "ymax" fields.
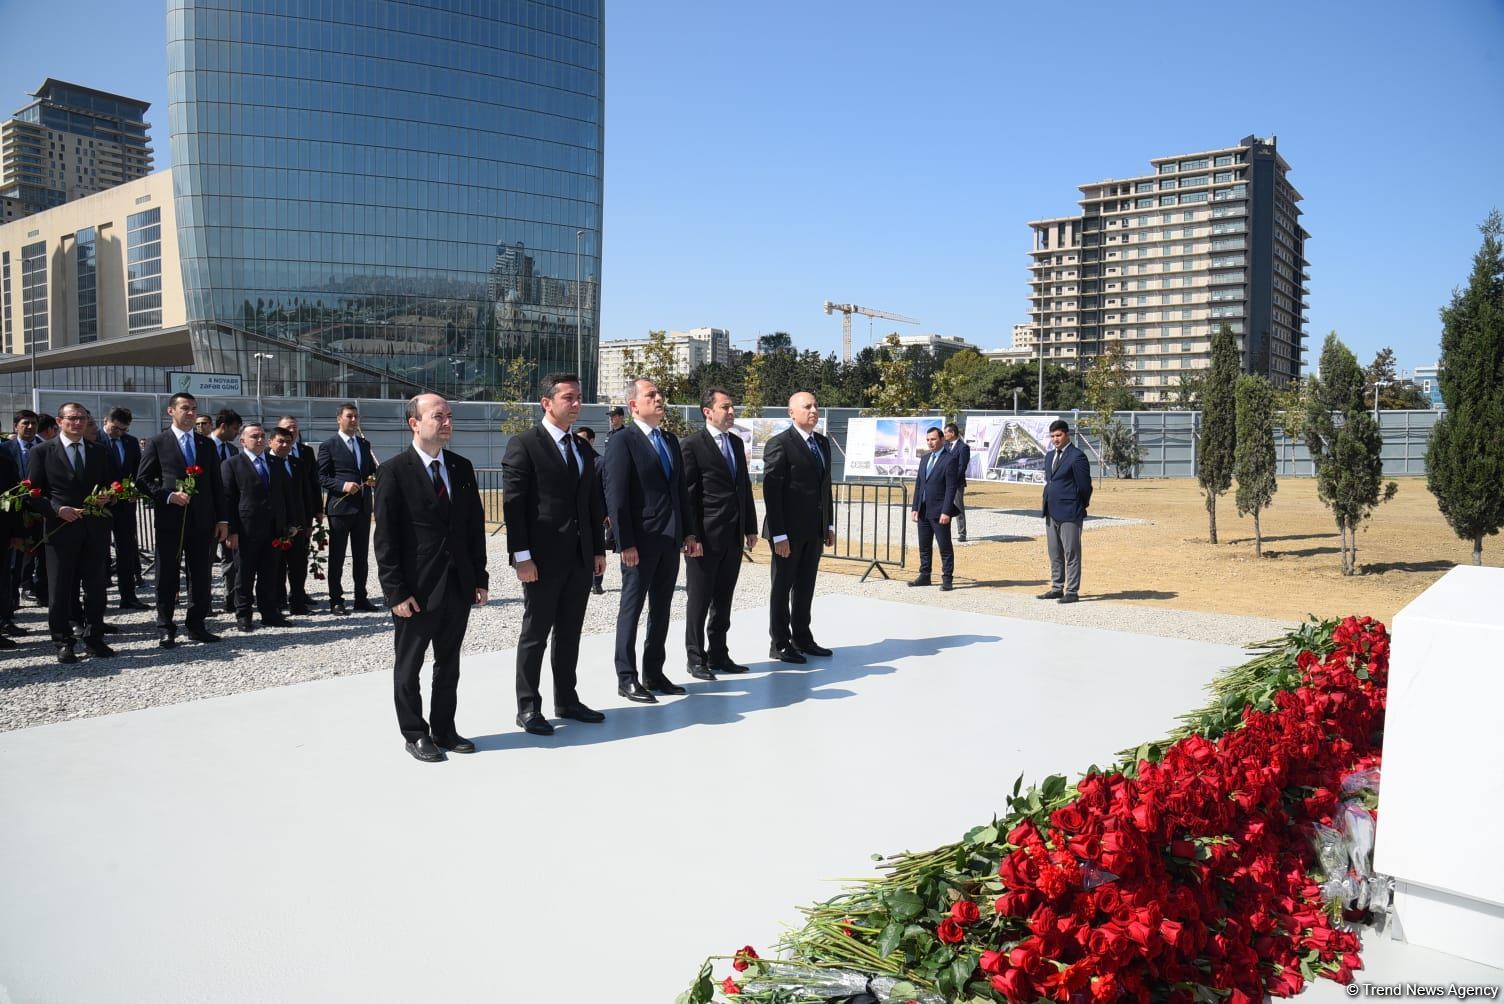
[
  {"xmin": 21, "ymin": 241, "xmax": 48, "ymax": 353},
  {"xmin": 76, "ymin": 227, "xmax": 97, "ymax": 344},
  {"xmin": 1214, "ymin": 155, "xmax": 1234, "ymax": 166},
  {"xmin": 127, "ymin": 208, "xmax": 163, "ymax": 331},
  {"xmin": 1179, "ymin": 159, "xmax": 1209, "ymax": 171},
  {"xmin": 0, "ymin": 251, "xmax": 10, "ymax": 349},
  {"xmin": 1160, "ymin": 195, "xmax": 1177, "ymax": 206}
]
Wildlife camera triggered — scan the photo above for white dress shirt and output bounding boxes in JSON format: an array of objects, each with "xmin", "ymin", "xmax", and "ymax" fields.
[{"xmin": 412, "ymin": 443, "xmax": 452, "ymax": 497}]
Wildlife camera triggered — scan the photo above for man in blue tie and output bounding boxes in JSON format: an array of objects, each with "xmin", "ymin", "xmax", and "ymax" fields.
[
  {"xmin": 761, "ymin": 391, "xmax": 836, "ymax": 663},
  {"xmin": 221, "ymin": 423, "xmax": 294, "ymax": 632},
  {"xmin": 4, "ymin": 409, "xmax": 45, "ymax": 611},
  {"xmin": 602, "ymin": 378, "xmax": 699, "ymax": 702},
  {"xmin": 102, "ymin": 407, "xmax": 146, "ymax": 609},
  {"xmin": 909, "ymin": 427, "xmax": 960, "ymax": 591}
]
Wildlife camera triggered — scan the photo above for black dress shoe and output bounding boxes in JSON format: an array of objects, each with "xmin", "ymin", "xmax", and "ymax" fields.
[
  {"xmin": 795, "ymin": 642, "xmax": 833, "ymax": 657},
  {"xmin": 58, "ymin": 644, "xmax": 79, "ymax": 665},
  {"xmin": 236, "ymin": 618, "xmax": 255, "ymax": 632},
  {"xmin": 687, "ymin": 665, "xmax": 717, "ymax": 681},
  {"xmin": 555, "ymin": 703, "xmax": 606, "ymax": 723},
  {"xmin": 289, "ymin": 604, "xmax": 313, "ymax": 616},
  {"xmin": 770, "ymin": 644, "xmax": 807, "ymax": 664},
  {"xmin": 1037, "ymin": 589, "xmax": 1063, "ymax": 600},
  {"xmin": 83, "ymin": 638, "xmax": 116, "ymax": 658},
  {"xmin": 1059, "ymin": 593, "xmax": 1079, "ymax": 604},
  {"xmin": 405, "ymin": 736, "xmax": 447, "ymax": 763},
  {"xmin": 940, "ymin": 579, "xmax": 954, "ymax": 592},
  {"xmin": 618, "ymin": 682, "xmax": 658, "ymax": 703},
  {"xmin": 907, "ymin": 576, "xmax": 932, "ymax": 587},
  {"xmin": 329, "ymin": 600, "xmax": 348, "ymax": 614},
  {"xmin": 186, "ymin": 625, "xmax": 221, "ymax": 643},
  {"xmin": 644, "ymin": 676, "xmax": 687, "ymax": 695},
  {"xmin": 516, "ymin": 712, "xmax": 555, "ymax": 736},
  {"xmin": 158, "ymin": 630, "xmax": 178, "ymax": 649},
  {"xmin": 433, "ymin": 733, "xmax": 476, "ymax": 754},
  {"xmin": 1, "ymin": 620, "xmax": 29, "ymax": 636},
  {"xmin": 590, "ymin": 584, "xmax": 605, "ymax": 595},
  {"xmin": 262, "ymin": 616, "xmax": 295, "ymax": 628},
  {"xmin": 352, "ymin": 598, "xmax": 379, "ymax": 612},
  {"xmin": 710, "ymin": 659, "xmax": 750, "ymax": 674}
]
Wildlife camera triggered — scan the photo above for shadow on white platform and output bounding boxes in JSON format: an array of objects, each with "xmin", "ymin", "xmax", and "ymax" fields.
[{"xmin": 3, "ymin": 595, "xmax": 1494, "ymax": 1001}]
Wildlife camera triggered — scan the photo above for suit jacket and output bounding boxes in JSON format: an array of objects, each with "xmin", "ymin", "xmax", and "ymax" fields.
[
  {"xmin": 101, "ymin": 433, "xmax": 143, "ymax": 490},
  {"xmin": 501, "ymin": 423, "xmax": 605, "ymax": 571},
  {"xmin": 222, "ymin": 452, "xmax": 290, "ymax": 540},
  {"xmin": 373, "ymin": 446, "xmax": 488, "ymax": 611},
  {"xmin": 912, "ymin": 448, "xmax": 960, "ymax": 520},
  {"xmin": 602, "ymin": 423, "xmax": 691, "ymax": 552},
  {"xmin": 681, "ymin": 428, "xmax": 756, "ymax": 554},
  {"xmin": 317, "ymin": 433, "xmax": 377, "ymax": 517},
  {"xmin": 761, "ymin": 426, "xmax": 834, "ymax": 543},
  {"xmin": 137, "ymin": 428, "xmax": 229, "ymax": 531},
  {"xmin": 288, "ymin": 443, "xmax": 322, "ymax": 526},
  {"xmin": 1041, "ymin": 443, "xmax": 1093, "ymax": 524},
  {"xmin": 25, "ymin": 437, "xmax": 117, "ymax": 533},
  {"xmin": 0, "ymin": 443, "xmax": 21, "ymax": 541},
  {"xmin": 948, "ymin": 439, "xmax": 971, "ymax": 486},
  {"xmin": 2, "ymin": 437, "xmax": 38, "ymax": 491},
  {"xmin": 272, "ymin": 451, "xmax": 310, "ymax": 530}
]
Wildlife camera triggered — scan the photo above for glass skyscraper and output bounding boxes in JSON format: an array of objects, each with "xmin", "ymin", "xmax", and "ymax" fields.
[{"xmin": 166, "ymin": 0, "xmax": 604, "ymax": 400}]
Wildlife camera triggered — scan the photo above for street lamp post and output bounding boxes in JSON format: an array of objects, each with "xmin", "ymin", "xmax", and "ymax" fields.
[
  {"xmin": 253, "ymin": 351, "xmax": 275, "ymax": 408},
  {"xmin": 1013, "ymin": 387, "xmax": 1021, "ymax": 414},
  {"xmin": 1037, "ymin": 334, "xmax": 1045, "ymax": 411},
  {"xmin": 1373, "ymin": 379, "xmax": 1391, "ymax": 423},
  {"xmin": 575, "ymin": 229, "xmax": 585, "ymax": 387}
]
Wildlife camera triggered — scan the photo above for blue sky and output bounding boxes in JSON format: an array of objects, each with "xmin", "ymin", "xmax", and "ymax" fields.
[{"xmin": 4, "ymin": 0, "xmax": 1501, "ymax": 375}]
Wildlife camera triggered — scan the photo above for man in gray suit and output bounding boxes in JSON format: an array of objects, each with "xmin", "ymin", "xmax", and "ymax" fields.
[{"xmin": 1038, "ymin": 419, "xmax": 1092, "ymax": 604}]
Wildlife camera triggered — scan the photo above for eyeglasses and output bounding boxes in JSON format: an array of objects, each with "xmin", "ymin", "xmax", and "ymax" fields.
[{"xmin": 59, "ymin": 414, "xmax": 88, "ymax": 422}]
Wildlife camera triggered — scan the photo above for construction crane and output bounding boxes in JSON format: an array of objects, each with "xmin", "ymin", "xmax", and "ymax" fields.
[{"xmin": 823, "ymin": 301, "xmax": 920, "ymax": 364}]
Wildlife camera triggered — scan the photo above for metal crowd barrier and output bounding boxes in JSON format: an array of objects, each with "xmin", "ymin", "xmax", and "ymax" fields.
[
  {"xmin": 474, "ymin": 467, "xmax": 507, "ymax": 534},
  {"xmin": 830, "ymin": 481, "xmax": 909, "ymax": 582}
]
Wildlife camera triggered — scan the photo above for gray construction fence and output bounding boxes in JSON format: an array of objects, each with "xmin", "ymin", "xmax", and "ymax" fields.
[{"xmin": 30, "ymin": 389, "xmax": 1440, "ymax": 482}]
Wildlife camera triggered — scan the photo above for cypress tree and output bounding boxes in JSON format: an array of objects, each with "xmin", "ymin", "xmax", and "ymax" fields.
[
  {"xmin": 1197, "ymin": 324, "xmax": 1239, "ymax": 543},
  {"xmin": 1234, "ymin": 375, "xmax": 1278, "ymax": 557},
  {"xmin": 1427, "ymin": 210, "xmax": 1504, "ymax": 565}
]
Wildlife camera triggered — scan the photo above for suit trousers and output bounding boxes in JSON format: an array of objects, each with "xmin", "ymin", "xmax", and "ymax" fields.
[
  {"xmin": 952, "ymin": 484, "xmax": 967, "ymax": 539},
  {"xmin": 769, "ymin": 536, "xmax": 821, "ymax": 648},
  {"xmin": 44, "ymin": 521, "xmax": 108, "ymax": 645},
  {"xmin": 684, "ymin": 544, "xmax": 743, "ymax": 666},
  {"xmin": 615, "ymin": 543, "xmax": 681, "ymax": 685},
  {"xmin": 394, "ymin": 570, "xmax": 472, "ymax": 741},
  {"xmin": 233, "ymin": 531, "xmax": 280, "ymax": 620},
  {"xmin": 916, "ymin": 515, "xmax": 954, "ymax": 580},
  {"xmin": 155, "ymin": 515, "xmax": 216, "ymax": 630},
  {"xmin": 279, "ymin": 532, "xmax": 312, "ymax": 607},
  {"xmin": 1045, "ymin": 517, "xmax": 1083, "ymax": 595},
  {"xmin": 327, "ymin": 512, "xmax": 370, "ymax": 602},
  {"xmin": 110, "ymin": 502, "xmax": 142, "ymax": 602},
  {"xmin": 515, "ymin": 559, "xmax": 592, "ymax": 716}
]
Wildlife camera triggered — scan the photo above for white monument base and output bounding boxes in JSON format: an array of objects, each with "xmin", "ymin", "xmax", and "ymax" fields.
[{"xmin": 1373, "ymin": 564, "xmax": 1504, "ymax": 968}]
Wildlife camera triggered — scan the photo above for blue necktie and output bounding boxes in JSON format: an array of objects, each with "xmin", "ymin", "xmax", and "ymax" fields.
[
  {"xmin": 719, "ymin": 432, "xmax": 736, "ymax": 476},
  {"xmin": 181, "ymin": 432, "xmax": 196, "ymax": 467},
  {"xmin": 348, "ymin": 436, "xmax": 361, "ymax": 470},
  {"xmin": 651, "ymin": 429, "xmax": 673, "ymax": 479},
  {"xmin": 806, "ymin": 435, "xmax": 823, "ymax": 471},
  {"xmin": 113, "ymin": 437, "xmax": 125, "ymax": 467},
  {"xmin": 254, "ymin": 454, "xmax": 269, "ymax": 489}
]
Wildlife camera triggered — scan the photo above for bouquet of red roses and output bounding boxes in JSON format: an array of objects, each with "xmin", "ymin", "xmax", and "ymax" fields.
[
  {"xmin": 0, "ymin": 478, "xmax": 42, "ymax": 514},
  {"xmin": 270, "ymin": 526, "xmax": 302, "ymax": 553}
]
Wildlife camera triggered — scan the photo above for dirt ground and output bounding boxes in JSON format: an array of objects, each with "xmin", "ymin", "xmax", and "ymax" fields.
[{"xmin": 815, "ymin": 476, "xmax": 1498, "ymax": 625}]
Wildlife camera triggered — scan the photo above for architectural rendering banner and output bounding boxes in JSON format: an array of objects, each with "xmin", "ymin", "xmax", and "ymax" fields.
[
  {"xmin": 731, "ymin": 418, "xmax": 828, "ymax": 476},
  {"xmin": 842, "ymin": 417, "xmax": 950, "ymax": 479},
  {"xmin": 962, "ymin": 416, "xmax": 1061, "ymax": 484}
]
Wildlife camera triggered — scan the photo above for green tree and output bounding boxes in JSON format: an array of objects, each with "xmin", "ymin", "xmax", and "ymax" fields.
[
  {"xmin": 741, "ymin": 351, "xmax": 766, "ymax": 416},
  {"xmin": 1198, "ymin": 324, "xmax": 1240, "ymax": 543},
  {"xmin": 496, "ymin": 355, "xmax": 537, "ymax": 435},
  {"xmin": 1306, "ymin": 332, "xmax": 1398, "ymax": 575},
  {"xmin": 1171, "ymin": 370, "xmax": 1203, "ymax": 409},
  {"xmin": 620, "ymin": 330, "xmax": 691, "ymax": 435},
  {"xmin": 1364, "ymin": 346, "xmax": 1431, "ymax": 409},
  {"xmin": 1233, "ymin": 375, "xmax": 1278, "ymax": 557},
  {"xmin": 864, "ymin": 333, "xmax": 925, "ymax": 415},
  {"xmin": 931, "ymin": 348, "xmax": 996, "ymax": 417},
  {"xmin": 1084, "ymin": 342, "xmax": 1143, "ymax": 477},
  {"xmin": 1427, "ymin": 210, "xmax": 1504, "ymax": 565}
]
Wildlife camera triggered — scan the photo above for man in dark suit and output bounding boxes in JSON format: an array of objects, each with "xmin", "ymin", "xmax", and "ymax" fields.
[
  {"xmin": 943, "ymin": 422, "xmax": 970, "ymax": 543},
  {"xmin": 137, "ymin": 392, "xmax": 231, "ymax": 647},
  {"xmin": 0, "ymin": 445, "xmax": 22, "ymax": 650},
  {"xmin": 603, "ymin": 378, "xmax": 699, "ymax": 702},
  {"xmin": 909, "ymin": 427, "xmax": 960, "ymax": 591},
  {"xmin": 317, "ymin": 402, "xmax": 379, "ymax": 613},
  {"xmin": 274, "ymin": 415, "xmax": 322, "ymax": 614},
  {"xmin": 574, "ymin": 426, "xmax": 608, "ymax": 595},
  {"xmin": 101, "ymin": 407, "xmax": 146, "ymax": 609},
  {"xmin": 207, "ymin": 408, "xmax": 242, "ymax": 612},
  {"xmin": 222, "ymin": 423, "xmax": 295, "ymax": 632},
  {"xmin": 762, "ymin": 391, "xmax": 835, "ymax": 663},
  {"xmin": 681, "ymin": 387, "xmax": 757, "ymax": 679},
  {"xmin": 5, "ymin": 409, "xmax": 44, "ymax": 610},
  {"xmin": 24, "ymin": 402, "xmax": 116, "ymax": 663},
  {"xmin": 503, "ymin": 373, "xmax": 608, "ymax": 736},
  {"xmin": 1039, "ymin": 418, "xmax": 1093, "ymax": 604},
  {"xmin": 374, "ymin": 393, "xmax": 490, "ymax": 763},
  {"xmin": 267, "ymin": 425, "xmax": 313, "ymax": 614}
]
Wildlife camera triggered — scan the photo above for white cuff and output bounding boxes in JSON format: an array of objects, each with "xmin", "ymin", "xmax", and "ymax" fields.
[
  {"xmin": 772, "ymin": 534, "xmax": 788, "ymax": 544},
  {"xmin": 515, "ymin": 549, "xmax": 532, "ymax": 562}
]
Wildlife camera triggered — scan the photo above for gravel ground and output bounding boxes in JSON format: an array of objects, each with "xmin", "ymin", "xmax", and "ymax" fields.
[
  {"xmin": 821, "ymin": 499, "xmax": 1145, "ymax": 547},
  {"xmin": 0, "ymin": 518, "xmax": 1291, "ymax": 733}
]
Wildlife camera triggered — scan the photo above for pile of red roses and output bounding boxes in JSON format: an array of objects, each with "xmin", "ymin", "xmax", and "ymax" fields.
[{"xmin": 686, "ymin": 616, "xmax": 1390, "ymax": 1004}]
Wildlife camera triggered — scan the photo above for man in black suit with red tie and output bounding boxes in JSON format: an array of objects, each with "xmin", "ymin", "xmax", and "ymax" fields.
[
  {"xmin": 374, "ymin": 393, "xmax": 489, "ymax": 763},
  {"xmin": 909, "ymin": 426, "xmax": 960, "ymax": 591},
  {"xmin": 603, "ymin": 378, "xmax": 699, "ymax": 703},
  {"xmin": 137, "ymin": 393, "xmax": 230, "ymax": 647},
  {"xmin": 680, "ymin": 387, "xmax": 758, "ymax": 679},
  {"xmin": 101, "ymin": 407, "xmax": 146, "ymax": 609},
  {"xmin": 317, "ymin": 402, "xmax": 378, "ymax": 614},
  {"xmin": 25, "ymin": 402, "xmax": 117, "ymax": 663},
  {"xmin": 222, "ymin": 423, "xmax": 295, "ymax": 632},
  {"xmin": 503, "ymin": 373, "xmax": 608, "ymax": 736},
  {"xmin": 762, "ymin": 391, "xmax": 835, "ymax": 664}
]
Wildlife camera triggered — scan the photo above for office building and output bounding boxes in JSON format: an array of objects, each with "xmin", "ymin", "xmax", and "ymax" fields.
[
  {"xmin": 598, "ymin": 327, "xmax": 733, "ymax": 401},
  {"xmin": 1027, "ymin": 135, "xmax": 1309, "ymax": 404},
  {"xmin": 167, "ymin": 0, "xmax": 605, "ymax": 400},
  {"xmin": 0, "ymin": 79, "xmax": 153, "ymax": 218},
  {"xmin": 1413, "ymin": 363, "xmax": 1444, "ymax": 408},
  {"xmin": 888, "ymin": 333, "xmax": 978, "ymax": 361}
]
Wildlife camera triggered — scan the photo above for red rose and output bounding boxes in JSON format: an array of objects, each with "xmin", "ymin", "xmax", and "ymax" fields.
[
  {"xmin": 991, "ymin": 969, "xmax": 1034, "ymax": 1004},
  {"xmin": 186, "ymin": 465, "xmax": 203, "ymax": 476},
  {"xmin": 21, "ymin": 479, "xmax": 32, "ymax": 487},
  {"xmin": 30, "ymin": 487, "xmax": 41, "ymax": 497},
  {"xmin": 111, "ymin": 481, "xmax": 124, "ymax": 492},
  {"xmin": 721, "ymin": 975, "xmax": 740, "ymax": 996},
  {"xmin": 936, "ymin": 917, "xmax": 965, "ymax": 944},
  {"xmin": 979, "ymin": 950, "xmax": 1005, "ymax": 974},
  {"xmin": 732, "ymin": 945, "xmax": 758, "ymax": 972},
  {"xmin": 950, "ymin": 900, "xmax": 980, "ymax": 924}
]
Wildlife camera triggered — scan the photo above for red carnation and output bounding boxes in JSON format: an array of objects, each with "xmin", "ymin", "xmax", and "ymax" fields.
[
  {"xmin": 732, "ymin": 945, "xmax": 758, "ymax": 972},
  {"xmin": 936, "ymin": 917, "xmax": 965, "ymax": 944},
  {"xmin": 950, "ymin": 900, "xmax": 980, "ymax": 924}
]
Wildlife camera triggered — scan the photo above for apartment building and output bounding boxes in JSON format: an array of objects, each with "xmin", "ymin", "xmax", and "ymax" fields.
[
  {"xmin": 598, "ymin": 327, "xmax": 733, "ymax": 402},
  {"xmin": 1027, "ymin": 135, "xmax": 1309, "ymax": 404}
]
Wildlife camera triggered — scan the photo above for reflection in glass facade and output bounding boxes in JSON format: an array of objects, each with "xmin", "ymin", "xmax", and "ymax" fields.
[
  {"xmin": 76, "ymin": 228, "xmax": 98, "ymax": 343},
  {"xmin": 166, "ymin": 0, "xmax": 604, "ymax": 400},
  {"xmin": 126, "ymin": 208, "xmax": 163, "ymax": 331},
  {"xmin": 20, "ymin": 241, "xmax": 47, "ymax": 352}
]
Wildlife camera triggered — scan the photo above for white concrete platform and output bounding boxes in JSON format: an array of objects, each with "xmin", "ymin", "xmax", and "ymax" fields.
[{"xmin": 0, "ymin": 596, "xmax": 1492, "ymax": 1002}]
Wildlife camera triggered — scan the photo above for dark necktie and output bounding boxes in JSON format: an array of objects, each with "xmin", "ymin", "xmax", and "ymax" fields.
[
  {"xmin": 70, "ymin": 442, "xmax": 85, "ymax": 478},
  {"xmin": 430, "ymin": 458, "xmax": 449, "ymax": 501},
  {"xmin": 254, "ymin": 454, "xmax": 269, "ymax": 489},
  {"xmin": 1053, "ymin": 449, "xmax": 1063, "ymax": 473},
  {"xmin": 720, "ymin": 432, "xmax": 736, "ymax": 476},
  {"xmin": 219, "ymin": 440, "xmax": 232, "ymax": 462},
  {"xmin": 651, "ymin": 429, "xmax": 673, "ymax": 479},
  {"xmin": 349, "ymin": 436, "xmax": 361, "ymax": 470},
  {"xmin": 561, "ymin": 436, "xmax": 579, "ymax": 479},
  {"xmin": 806, "ymin": 435, "xmax": 823, "ymax": 471}
]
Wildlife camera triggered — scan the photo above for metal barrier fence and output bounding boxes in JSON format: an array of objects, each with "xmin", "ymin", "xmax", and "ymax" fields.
[
  {"xmin": 475, "ymin": 467, "xmax": 506, "ymax": 534},
  {"xmin": 829, "ymin": 481, "xmax": 909, "ymax": 581}
]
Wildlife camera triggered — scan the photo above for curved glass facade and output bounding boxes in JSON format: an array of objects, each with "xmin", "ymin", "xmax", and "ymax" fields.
[{"xmin": 167, "ymin": 0, "xmax": 603, "ymax": 400}]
